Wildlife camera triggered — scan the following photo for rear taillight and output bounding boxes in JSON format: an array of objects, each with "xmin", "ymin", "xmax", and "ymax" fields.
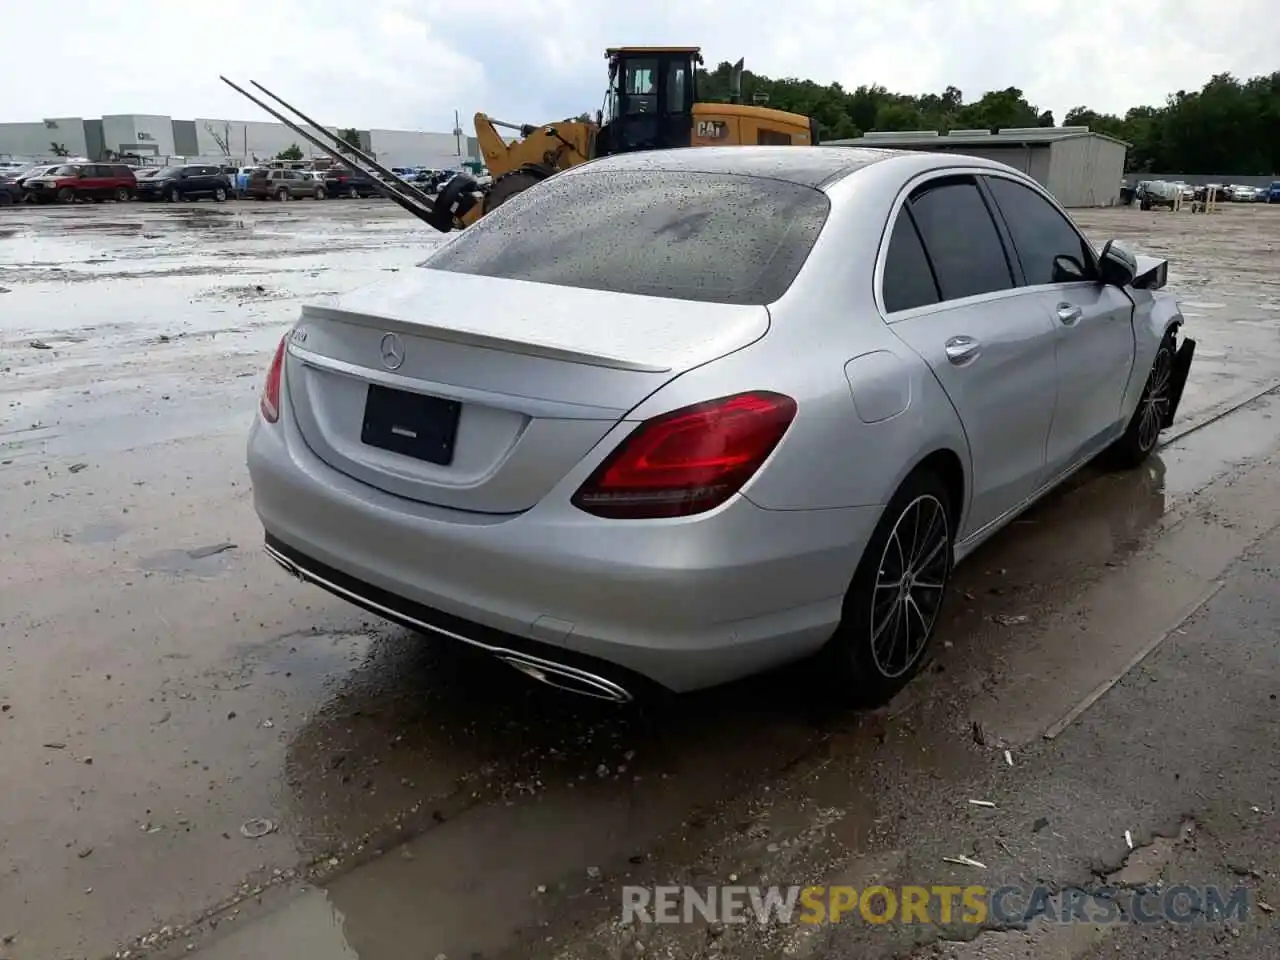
[
  {"xmin": 571, "ymin": 391, "xmax": 797, "ymax": 519},
  {"xmin": 260, "ymin": 335, "xmax": 287, "ymax": 423}
]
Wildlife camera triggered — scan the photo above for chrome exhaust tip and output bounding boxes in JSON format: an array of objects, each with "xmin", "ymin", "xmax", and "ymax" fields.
[
  {"xmin": 499, "ymin": 655, "xmax": 633, "ymax": 704},
  {"xmin": 261, "ymin": 540, "xmax": 635, "ymax": 704},
  {"xmin": 265, "ymin": 545, "xmax": 305, "ymax": 581}
]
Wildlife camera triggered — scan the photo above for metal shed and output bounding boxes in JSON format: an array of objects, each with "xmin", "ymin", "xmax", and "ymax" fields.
[{"xmin": 826, "ymin": 127, "xmax": 1129, "ymax": 207}]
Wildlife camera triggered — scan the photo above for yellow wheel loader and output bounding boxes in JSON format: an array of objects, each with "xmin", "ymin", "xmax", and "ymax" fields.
[{"xmin": 222, "ymin": 47, "xmax": 817, "ymax": 235}]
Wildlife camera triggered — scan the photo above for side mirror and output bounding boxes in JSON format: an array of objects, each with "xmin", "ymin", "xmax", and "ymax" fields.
[{"xmin": 1098, "ymin": 239, "xmax": 1137, "ymax": 287}]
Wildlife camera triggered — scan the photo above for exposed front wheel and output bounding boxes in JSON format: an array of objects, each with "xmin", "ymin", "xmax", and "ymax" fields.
[
  {"xmin": 313, "ymin": 187, "xmax": 325, "ymax": 200},
  {"xmin": 214, "ymin": 187, "xmax": 227, "ymax": 202},
  {"xmin": 167, "ymin": 187, "xmax": 182, "ymax": 202},
  {"xmin": 820, "ymin": 470, "xmax": 954, "ymax": 705},
  {"xmin": 347, "ymin": 185, "xmax": 359, "ymax": 199},
  {"xmin": 57, "ymin": 187, "xmax": 76, "ymax": 203},
  {"xmin": 276, "ymin": 188, "xmax": 289, "ymax": 201},
  {"xmin": 113, "ymin": 187, "xmax": 131, "ymax": 202},
  {"xmin": 1106, "ymin": 331, "xmax": 1176, "ymax": 468}
]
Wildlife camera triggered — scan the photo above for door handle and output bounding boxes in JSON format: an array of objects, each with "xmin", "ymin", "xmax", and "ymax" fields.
[
  {"xmin": 944, "ymin": 335, "xmax": 981, "ymax": 365},
  {"xmin": 1056, "ymin": 302, "xmax": 1083, "ymax": 326}
]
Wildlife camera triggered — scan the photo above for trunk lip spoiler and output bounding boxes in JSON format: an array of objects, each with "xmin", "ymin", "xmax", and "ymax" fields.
[
  {"xmin": 298, "ymin": 302, "xmax": 674, "ymax": 374},
  {"xmin": 287, "ymin": 341, "xmax": 632, "ymax": 420}
]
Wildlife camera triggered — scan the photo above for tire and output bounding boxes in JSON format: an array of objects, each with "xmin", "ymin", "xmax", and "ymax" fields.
[
  {"xmin": 167, "ymin": 187, "xmax": 182, "ymax": 203},
  {"xmin": 214, "ymin": 187, "xmax": 227, "ymax": 202},
  {"xmin": 819, "ymin": 469, "xmax": 954, "ymax": 705},
  {"xmin": 57, "ymin": 187, "xmax": 76, "ymax": 203},
  {"xmin": 347, "ymin": 185, "xmax": 359, "ymax": 199},
  {"xmin": 1106, "ymin": 330, "xmax": 1176, "ymax": 469},
  {"xmin": 113, "ymin": 187, "xmax": 131, "ymax": 202},
  {"xmin": 276, "ymin": 188, "xmax": 289, "ymax": 202},
  {"xmin": 482, "ymin": 170, "xmax": 543, "ymax": 214},
  {"xmin": 313, "ymin": 187, "xmax": 325, "ymax": 200}
]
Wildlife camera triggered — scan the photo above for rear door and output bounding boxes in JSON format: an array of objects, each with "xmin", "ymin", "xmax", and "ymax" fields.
[
  {"xmin": 882, "ymin": 174, "xmax": 1058, "ymax": 539},
  {"xmin": 80, "ymin": 164, "xmax": 107, "ymax": 196},
  {"xmin": 982, "ymin": 174, "xmax": 1135, "ymax": 474}
]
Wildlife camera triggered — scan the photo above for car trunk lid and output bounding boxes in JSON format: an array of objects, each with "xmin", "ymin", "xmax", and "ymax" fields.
[{"xmin": 284, "ymin": 268, "xmax": 769, "ymax": 513}]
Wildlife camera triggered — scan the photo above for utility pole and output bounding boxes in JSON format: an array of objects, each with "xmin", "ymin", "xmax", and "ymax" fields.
[{"xmin": 453, "ymin": 110, "xmax": 463, "ymax": 157}]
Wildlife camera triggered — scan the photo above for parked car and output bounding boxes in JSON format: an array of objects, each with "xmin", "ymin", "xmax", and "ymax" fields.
[
  {"xmin": 1267, "ymin": 182, "xmax": 1280, "ymax": 204},
  {"xmin": 324, "ymin": 168, "xmax": 380, "ymax": 198},
  {"xmin": 1137, "ymin": 180, "xmax": 1179, "ymax": 210},
  {"xmin": 245, "ymin": 168, "xmax": 327, "ymax": 201},
  {"xmin": 245, "ymin": 147, "xmax": 1195, "ymax": 705},
  {"xmin": 136, "ymin": 164, "xmax": 233, "ymax": 202},
  {"xmin": 230, "ymin": 167, "xmax": 259, "ymax": 196},
  {"xmin": 23, "ymin": 163, "xmax": 137, "ymax": 203},
  {"xmin": 2, "ymin": 164, "xmax": 63, "ymax": 203},
  {"xmin": 1230, "ymin": 185, "xmax": 1258, "ymax": 202}
]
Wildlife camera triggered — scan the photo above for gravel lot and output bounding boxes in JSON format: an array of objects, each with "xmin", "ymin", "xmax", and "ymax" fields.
[{"xmin": 1, "ymin": 198, "xmax": 1278, "ymax": 960}]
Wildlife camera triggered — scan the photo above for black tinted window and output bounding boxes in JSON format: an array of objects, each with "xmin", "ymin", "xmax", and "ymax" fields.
[
  {"xmin": 425, "ymin": 170, "xmax": 830, "ymax": 305},
  {"xmin": 985, "ymin": 176, "xmax": 1097, "ymax": 285},
  {"xmin": 908, "ymin": 178, "xmax": 1013, "ymax": 301},
  {"xmin": 882, "ymin": 211, "xmax": 939, "ymax": 312}
]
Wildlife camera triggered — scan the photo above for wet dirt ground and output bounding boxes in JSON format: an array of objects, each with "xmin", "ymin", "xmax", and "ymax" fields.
[{"xmin": 1, "ymin": 199, "xmax": 1279, "ymax": 960}]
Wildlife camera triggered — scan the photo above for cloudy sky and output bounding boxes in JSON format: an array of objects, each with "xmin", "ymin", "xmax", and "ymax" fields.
[{"xmin": 7, "ymin": 0, "xmax": 1276, "ymax": 135}]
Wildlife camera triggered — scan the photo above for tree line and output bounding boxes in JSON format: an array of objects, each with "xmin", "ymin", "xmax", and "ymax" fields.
[{"xmin": 697, "ymin": 64, "xmax": 1280, "ymax": 175}]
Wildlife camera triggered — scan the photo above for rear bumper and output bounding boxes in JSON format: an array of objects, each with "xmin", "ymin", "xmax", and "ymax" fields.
[{"xmin": 246, "ymin": 398, "xmax": 878, "ymax": 693}]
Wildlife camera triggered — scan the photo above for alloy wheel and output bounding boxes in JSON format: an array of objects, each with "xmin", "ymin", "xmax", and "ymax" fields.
[
  {"xmin": 870, "ymin": 494, "xmax": 950, "ymax": 679},
  {"xmin": 1137, "ymin": 344, "xmax": 1173, "ymax": 452}
]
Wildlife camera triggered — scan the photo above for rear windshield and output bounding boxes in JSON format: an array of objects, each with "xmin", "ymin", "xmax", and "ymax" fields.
[{"xmin": 423, "ymin": 169, "xmax": 830, "ymax": 305}]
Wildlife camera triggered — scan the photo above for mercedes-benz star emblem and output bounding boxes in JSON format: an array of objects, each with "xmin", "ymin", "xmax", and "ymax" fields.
[{"xmin": 379, "ymin": 332, "xmax": 405, "ymax": 371}]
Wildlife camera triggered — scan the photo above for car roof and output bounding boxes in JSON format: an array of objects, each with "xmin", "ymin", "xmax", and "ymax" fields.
[
  {"xmin": 573, "ymin": 145, "xmax": 1035, "ymax": 190},
  {"xmin": 579, "ymin": 146, "xmax": 918, "ymax": 188}
]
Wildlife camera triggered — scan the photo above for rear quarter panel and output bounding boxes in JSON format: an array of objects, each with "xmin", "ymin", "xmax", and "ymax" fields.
[{"xmin": 623, "ymin": 160, "xmax": 970, "ymax": 514}]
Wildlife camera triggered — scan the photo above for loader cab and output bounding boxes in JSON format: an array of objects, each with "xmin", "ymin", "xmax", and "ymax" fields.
[{"xmin": 596, "ymin": 46, "xmax": 700, "ymax": 158}]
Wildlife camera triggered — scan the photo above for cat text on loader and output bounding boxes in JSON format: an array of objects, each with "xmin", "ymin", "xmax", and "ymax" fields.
[
  {"xmin": 472, "ymin": 47, "xmax": 818, "ymax": 213},
  {"xmin": 220, "ymin": 47, "xmax": 816, "ymax": 234}
]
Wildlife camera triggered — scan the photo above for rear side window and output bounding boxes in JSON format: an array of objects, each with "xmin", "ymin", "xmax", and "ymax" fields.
[
  {"xmin": 984, "ymin": 176, "xmax": 1097, "ymax": 285},
  {"xmin": 881, "ymin": 211, "xmax": 939, "ymax": 312},
  {"xmin": 424, "ymin": 169, "xmax": 831, "ymax": 305},
  {"xmin": 907, "ymin": 177, "xmax": 1013, "ymax": 301}
]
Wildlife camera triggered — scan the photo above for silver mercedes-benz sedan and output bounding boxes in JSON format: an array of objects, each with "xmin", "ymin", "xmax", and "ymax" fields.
[{"xmin": 247, "ymin": 146, "xmax": 1195, "ymax": 705}]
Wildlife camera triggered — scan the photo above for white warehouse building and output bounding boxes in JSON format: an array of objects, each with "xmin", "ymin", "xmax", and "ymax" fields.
[
  {"xmin": 0, "ymin": 117, "xmax": 89, "ymax": 160},
  {"xmin": 0, "ymin": 113, "xmax": 477, "ymax": 169}
]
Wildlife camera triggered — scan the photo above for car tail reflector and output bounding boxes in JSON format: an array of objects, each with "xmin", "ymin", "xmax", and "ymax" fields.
[
  {"xmin": 260, "ymin": 334, "xmax": 287, "ymax": 423},
  {"xmin": 571, "ymin": 391, "xmax": 797, "ymax": 519}
]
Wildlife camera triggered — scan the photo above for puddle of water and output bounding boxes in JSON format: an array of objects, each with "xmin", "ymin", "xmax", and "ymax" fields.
[{"xmin": 189, "ymin": 887, "xmax": 359, "ymax": 959}]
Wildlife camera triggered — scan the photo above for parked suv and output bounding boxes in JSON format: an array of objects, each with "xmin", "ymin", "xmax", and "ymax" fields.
[
  {"xmin": 246, "ymin": 168, "xmax": 327, "ymax": 201},
  {"xmin": 323, "ymin": 168, "xmax": 380, "ymax": 198},
  {"xmin": 23, "ymin": 163, "xmax": 137, "ymax": 203},
  {"xmin": 137, "ymin": 165, "xmax": 233, "ymax": 202}
]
